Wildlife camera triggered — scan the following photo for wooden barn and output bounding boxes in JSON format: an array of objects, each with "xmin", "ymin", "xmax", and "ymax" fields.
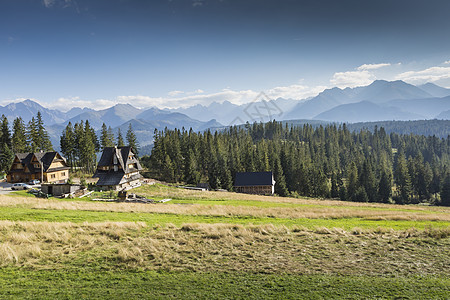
[{"xmin": 234, "ymin": 171, "xmax": 275, "ymax": 195}]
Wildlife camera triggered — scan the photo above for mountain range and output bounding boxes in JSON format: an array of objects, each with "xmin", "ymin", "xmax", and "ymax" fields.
[{"xmin": 1, "ymin": 80, "xmax": 449, "ymax": 153}]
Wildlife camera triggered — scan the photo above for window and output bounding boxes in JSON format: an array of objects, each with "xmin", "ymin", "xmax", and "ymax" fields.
[
  {"xmin": 61, "ymin": 172, "xmax": 65, "ymax": 176},
  {"xmin": 51, "ymin": 174, "xmax": 56, "ymax": 179},
  {"xmin": 34, "ymin": 163, "xmax": 40, "ymax": 168}
]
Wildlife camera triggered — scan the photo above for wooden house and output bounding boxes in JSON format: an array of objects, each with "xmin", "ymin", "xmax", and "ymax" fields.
[
  {"xmin": 93, "ymin": 146, "xmax": 143, "ymax": 191},
  {"xmin": 234, "ymin": 171, "xmax": 275, "ymax": 195},
  {"xmin": 7, "ymin": 152, "xmax": 70, "ymax": 183}
]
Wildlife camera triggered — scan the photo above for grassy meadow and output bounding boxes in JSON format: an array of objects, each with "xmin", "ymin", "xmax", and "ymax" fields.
[{"xmin": 1, "ymin": 183, "xmax": 449, "ymax": 299}]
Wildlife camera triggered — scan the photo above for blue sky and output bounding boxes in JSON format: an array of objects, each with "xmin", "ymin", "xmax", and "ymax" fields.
[{"xmin": 1, "ymin": 0, "xmax": 450, "ymax": 110}]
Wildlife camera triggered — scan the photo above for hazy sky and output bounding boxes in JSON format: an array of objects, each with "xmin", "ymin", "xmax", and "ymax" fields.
[{"xmin": 1, "ymin": 0, "xmax": 450, "ymax": 110}]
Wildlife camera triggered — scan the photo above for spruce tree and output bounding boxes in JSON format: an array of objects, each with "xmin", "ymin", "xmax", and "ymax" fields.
[
  {"xmin": 440, "ymin": 174, "xmax": 450, "ymax": 206},
  {"xmin": 36, "ymin": 111, "xmax": 53, "ymax": 151},
  {"xmin": 117, "ymin": 128, "xmax": 125, "ymax": 147},
  {"xmin": 274, "ymin": 156, "xmax": 288, "ymax": 196},
  {"xmin": 100, "ymin": 123, "xmax": 114, "ymax": 150},
  {"xmin": 26, "ymin": 117, "xmax": 38, "ymax": 152},
  {"xmin": 1, "ymin": 115, "xmax": 12, "ymax": 149},
  {"xmin": 395, "ymin": 152, "xmax": 412, "ymax": 204},
  {"xmin": 11, "ymin": 117, "xmax": 27, "ymax": 153},
  {"xmin": 60, "ymin": 122, "xmax": 75, "ymax": 168},
  {"xmin": 0, "ymin": 115, "xmax": 13, "ymax": 173},
  {"xmin": 378, "ymin": 170, "xmax": 392, "ymax": 203},
  {"xmin": 126, "ymin": 123, "xmax": 139, "ymax": 156}
]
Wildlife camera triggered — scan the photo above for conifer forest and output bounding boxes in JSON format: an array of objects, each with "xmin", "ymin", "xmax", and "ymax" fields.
[{"xmin": 147, "ymin": 121, "xmax": 450, "ymax": 206}]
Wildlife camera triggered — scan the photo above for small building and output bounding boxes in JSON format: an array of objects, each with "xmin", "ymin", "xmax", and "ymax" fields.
[
  {"xmin": 234, "ymin": 171, "xmax": 275, "ymax": 195},
  {"xmin": 93, "ymin": 146, "xmax": 143, "ymax": 191},
  {"xmin": 7, "ymin": 152, "xmax": 70, "ymax": 183},
  {"xmin": 41, "ymin": 183, "xmax": 82, "ymax": 197}
]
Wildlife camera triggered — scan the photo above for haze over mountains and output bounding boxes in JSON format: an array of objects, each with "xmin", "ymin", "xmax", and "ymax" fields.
[{"xmin": 1, "ymin": 80, "xmax": 449, "ymax": 151}]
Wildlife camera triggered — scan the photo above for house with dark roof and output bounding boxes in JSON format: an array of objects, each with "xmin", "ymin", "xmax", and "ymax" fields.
[
  {"xmin": 93, "ymin": 146, "xmax": 143, "ymax": 191},
  {"xmin": 234, "ymin": 171, "xmax": 275, "ymax": 195},
  {"xmin": 7, "ymin": 152, "xmax": 70, "ymax": 183}
]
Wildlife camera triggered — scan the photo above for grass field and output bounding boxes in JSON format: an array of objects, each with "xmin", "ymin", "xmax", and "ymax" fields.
[{"xmin": 1, "ymin": 184, "xmax": 449, "ymax": 298}]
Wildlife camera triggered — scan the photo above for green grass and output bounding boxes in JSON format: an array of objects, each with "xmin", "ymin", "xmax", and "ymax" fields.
[
  {"xmin": 0, "ymin": 206, "xmax": 448, "ymax": 230},
  {"xmin": 0, "ymin": 269, "xmax": 448, "ymax": 299},
  {"xmin": 167, "ymin": 198, "xmax": 449, "ymax": 214},
  {"xmin": 2, "ymin": 185, "xmax": 450, "ymax": 298}
]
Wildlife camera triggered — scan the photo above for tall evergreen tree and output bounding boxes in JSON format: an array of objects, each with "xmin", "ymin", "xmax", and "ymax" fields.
[
  {"xmin": 11, "ymin": 117, "xmax": 27, "ymax": 153},
  {"xmin": 100, "ymin": 123, "xmax": 115, "ymax": 150},
  {"xmin": 117, "ymin": 128, "xmax": 125, "ymax": 147},
  {"xmin": 60, "ymin": 122, "xmax": 75, "ymax": 168},
  {"xmin": 1, "ymin": 115, "xmax": 12, "ymax": 149},
  {"xmin": 0, "ymin": 115, "xmax": 13, "ymax": 173},
  {"xmin": 35, "ymin": 111, "xmax": 53, "ymax": 151},
  {"xmin": 395, "ymin": 152, "xmax": 412, "ymax": 204},
  {"xmin": 26, "ymin": 117, "xmax": 38, "ymax": 152},
  {"xmin": 440, "ymin": 174, "xmax": 450, "ymax": 206},
  {"xmin": 378, "ymin": 170, "xmax": 392, "ymax": 203},
  {"xmin": 126, "ymin": 123, "xmax": 139, "ymax": 156}
]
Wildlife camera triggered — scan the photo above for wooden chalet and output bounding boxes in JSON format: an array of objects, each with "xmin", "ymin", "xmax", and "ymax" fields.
[
  {"xmin": 93, "ymin": 146, "xmax": 143, "ymax": 191},
  {"xmin": 234, "ymin": 171, "xmax": 275, "ymax": 195},
  {"xmin": 7, "ymin": 152, "xmax": 70, "ymax": 183}
]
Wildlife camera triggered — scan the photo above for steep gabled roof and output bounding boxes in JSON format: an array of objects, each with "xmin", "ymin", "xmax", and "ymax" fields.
[
  {"xmin": 234, "ymin": 171, "xmax": 275, "ymax": 187},
  {"xmin": 11, "ymin": 151, "xmax": 67, "ymax": 173},
  {"xmin": 95, "ymin": 146, "xmax": 142, "ymax": 175}
]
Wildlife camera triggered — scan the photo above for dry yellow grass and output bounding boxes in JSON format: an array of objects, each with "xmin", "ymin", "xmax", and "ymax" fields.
[
  {"xmin": 0, "ymin": 220, "xmax": 448, "ymax": 275},
  {"xmin": 1, "ymin": 195, "xmax": 449, "ymax": 222},
  {"xmin": 136, "ymin": 184, "xmax": 450, "ymax": 212}
]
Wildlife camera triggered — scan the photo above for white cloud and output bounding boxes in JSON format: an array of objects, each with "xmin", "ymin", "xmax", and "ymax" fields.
[
  {"xmin": 395, "ymin": 66, "xmax": 450, "ymax": 84},
  {"xmin": 49, "ymin": 97, "xmax": 118, "ymax": 112},
  {"xmin": 38, "ymin": 82, "xmax": 327, "ymax": 112},
  {"xmin": 168, "ymin": 90, "xmax": 184, "ymax": 97},
  {"xmin": 357, "ymin": 63, "xmax": 391, "ymax": 71},
  {"xmin": 43, "ymin": 0, "xmax": 56, "ymax": 8},
  {"xmin": 444, "ymin": 60, "xmax": 450, "ymax": 65},
  {"xmin": 330, "ymin": 70, "xmax": 375, "ymax": 88},
  {"xmin": 0, "ymin": 97, "xmax": 43, "ymax": 106},
  {"xmin": 192, "ymin": 0, "xmax": 204, "ymax": 7},
  {"xmin": 266, "ymin": 84, "xmax": 327, "ymax": 100}
]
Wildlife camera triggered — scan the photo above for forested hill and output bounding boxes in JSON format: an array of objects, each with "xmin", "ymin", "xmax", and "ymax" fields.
[
  {"xmin": 146, "ymin": 121, "xmax": 450, "ymax": 206},
  {"xmin": 346, "ymin": 119, "xmax": 450, "ymax": 138}
]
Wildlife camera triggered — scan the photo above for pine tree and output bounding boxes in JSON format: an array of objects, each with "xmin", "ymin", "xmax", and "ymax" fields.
[
  {"xmin": 346, "ymin": 162, "xmax": 359, "ymax": 201},
  {"xmin": 330, "ymin": 172, "xmax": 340, "ymax": 198},
  {"xmin": 440, "ymin": 174, "xmax": 450, "ymax": 206},
  {"xmin": 378, "ymin": 170, "xmax": 392, "ymax": 203},
  {"xmin": 11, "ymin": 117, "xmax": 27, "ymax": 153},
  {"xmin": 117, "ymin": 128, "xmax": 125, "ymax": 147},
  {"xmin": 100, "ymin": 123, "xmax": 114, "ymax": 150},
  {"xmin": 162, "ymin": 154, "xmax": 175, "ymax": 182},
  {"xmin": 60, "ymin": 122, "xmax": 75, "ymax": 168},
  {"xmin": 0, "ymin": 142, "xmax": 13, "ymax": 173},
  {"xmin": 395, "ymin": 152, "xmax": 412, "ymax": 204},
  {"xmin": 26, "ymin": 117, "xmax": 38, "ymax": 152},
  {"xmin": 273, "ymin": 156, "xmax": 288, "ymax": 196},
  {"xmin": 126, "ymin": 123, "xmax": 139, "ymax": 156},
  {"xmin": 35, "ymin": 111, "xmax": 53, "ymax": 151},
  {"xmin": 184, "ymin": 149, "xmax": 201, "ymax": 184},
  {"xmin": 1, "ymin": 115, "xmax": 12, "ymax": 149},
  {"xmin": 0, "ymin": 115, "xmax": 13, "ymax": 173}
]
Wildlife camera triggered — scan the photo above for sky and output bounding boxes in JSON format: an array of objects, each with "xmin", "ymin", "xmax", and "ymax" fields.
[{"xmin": 1, "ymin": 0, "xmax": 450, "ymax": 111}]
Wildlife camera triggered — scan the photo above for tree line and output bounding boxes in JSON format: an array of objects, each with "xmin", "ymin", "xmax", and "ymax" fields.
[
  {"xmin": 60, "ymin": 122, "xmax": 139, "ymax": 173},
  {"xmin": 145, "ymin": 121, "xmax": 450, "ymax": 206},
  {"xmin": 0, "ymin": 112, "xmax": 53, "ymax": 173},
  {"xmin": 0, "ymin": 112, "xmax": 139, "ymax": 175}
]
